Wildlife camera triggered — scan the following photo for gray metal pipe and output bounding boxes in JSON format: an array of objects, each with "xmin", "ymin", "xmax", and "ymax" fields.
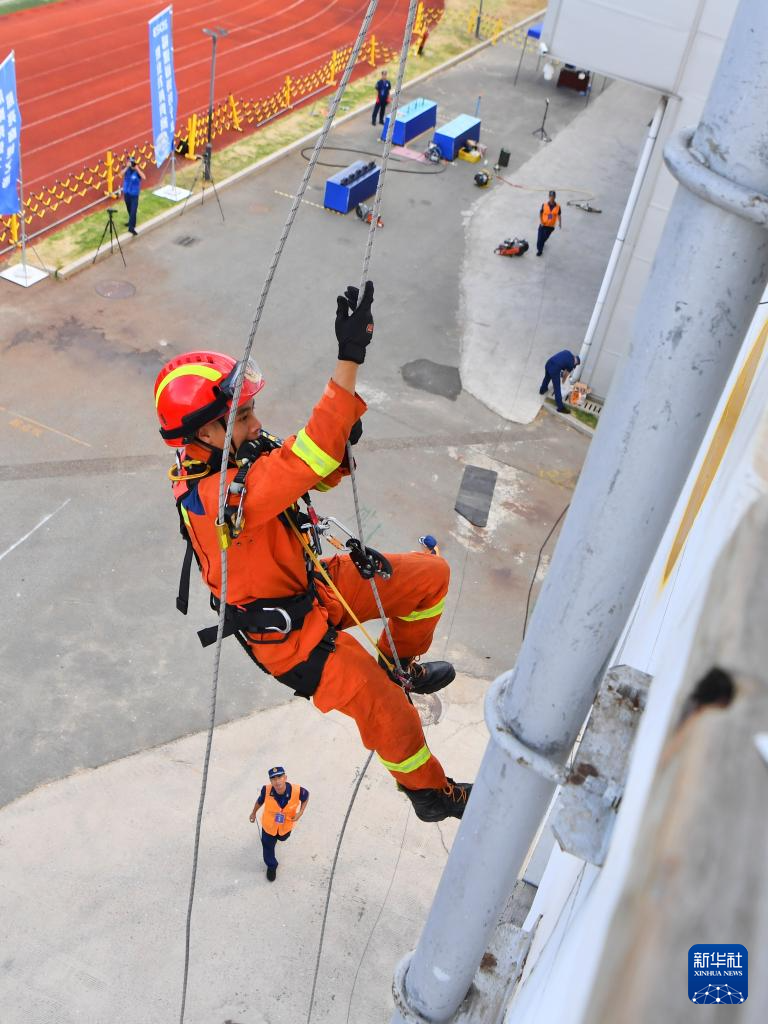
[{"xmin": 392, "ymin": 0, "xmax": 768, "ymax": 1019}]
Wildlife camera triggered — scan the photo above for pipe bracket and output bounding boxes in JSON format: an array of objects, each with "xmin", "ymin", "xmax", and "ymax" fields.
[
  {"xmin": 664, "ymin": 127, "xmax": 768, "ymax": 227},
  {"xmin": 484, "ymin": 675, "xmax": 567, "ymax": 785}
]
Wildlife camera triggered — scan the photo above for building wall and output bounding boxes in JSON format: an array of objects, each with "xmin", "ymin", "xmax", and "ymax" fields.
[
  {"xmin": 543, "ymin": 0, "xmax": 739, "ymax": 398},
  {"xmin": 504, "ymin": 300, "xmax": 768, "ymax": 1023}
]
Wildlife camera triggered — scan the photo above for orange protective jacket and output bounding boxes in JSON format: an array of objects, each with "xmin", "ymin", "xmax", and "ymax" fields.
[
  {"xmin": 176, "ymin": 378, "xmax": 366, "ymax": 678},
  {"xmin": 540, "ymin": 202, "xmax": 560, "ymax": 227},
  {"xmin": 261, "ymin": 783, "xmax": 303, "ymax": 836}
]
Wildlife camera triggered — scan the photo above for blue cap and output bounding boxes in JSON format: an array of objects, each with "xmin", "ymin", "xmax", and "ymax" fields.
[{"xmin": 268, "ymin": 766, "xmax": 286, "ymax": 779}]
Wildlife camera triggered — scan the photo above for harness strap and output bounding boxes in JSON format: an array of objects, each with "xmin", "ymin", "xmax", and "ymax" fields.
[
  {"xmin": 197, "ymin": 590, "xmax": 316, "ymax": 648},
  {"xmin": 177, "ymin": 538, "xmax": 194, "ymax": 615},
  {"xmin": 274, "ymin": 625, "xmax": 337, "ymax": 699}
]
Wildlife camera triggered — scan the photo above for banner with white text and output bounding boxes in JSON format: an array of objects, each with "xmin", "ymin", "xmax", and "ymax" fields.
[
  {"xmin": 0, "ymin": 51, "xmax": 22, "ymax": 215},
  {"xmin": 148, "ymin": 7, "xmax": 178, "ymax": 167}
]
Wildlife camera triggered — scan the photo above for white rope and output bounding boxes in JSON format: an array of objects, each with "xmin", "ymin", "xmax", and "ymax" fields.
[
  {"xmin": 347, "ymin": 0, "xmax": 422, "ymax": 677},
  {"xmin": 178, "ymin": 6, "xmax": 381, "ymax": 1023},
  {"xmin": 179, "ymin": 2, "xmax": 423, "ymax": 1019}
]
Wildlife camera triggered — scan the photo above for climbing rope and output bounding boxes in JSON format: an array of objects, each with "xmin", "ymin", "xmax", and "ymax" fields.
[
  {"xmin": 303, "ymin": 9, "xmax": 423, "ymax": 1020},
  {"xmin": 177, "ymin": 4, "xmax": 382, "ymax": 1023},
  {"xmin": 346, "ymin": 0, "xmax": 423, "ymax": 683},
  {"xmin": 178, "ymin": 0, "xmax": 426, "ymax": 1019},
  {"xmin": 305, "ymin": 750, "xmax": 375, "ymax": 1024}
]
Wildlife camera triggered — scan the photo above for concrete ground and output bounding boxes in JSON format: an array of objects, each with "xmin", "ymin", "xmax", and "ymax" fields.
[
  {"xmin": 0, "ymin": 35, "xmax": 641, "ymax": 1024},
  {"xmin": 461, "ymin": 78, "xmax": 658, "ymax": 422}
]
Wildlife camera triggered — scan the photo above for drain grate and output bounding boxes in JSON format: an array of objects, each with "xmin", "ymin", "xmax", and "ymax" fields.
[{"xmin": 174, "ymin": 235, "xmax": 200, "ymax": 247}]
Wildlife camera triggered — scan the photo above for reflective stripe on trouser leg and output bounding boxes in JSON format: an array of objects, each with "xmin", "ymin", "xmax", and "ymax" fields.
[
  {"xmin": 379, "ymin": 554, "xmax": 449, "ymax": 661},
  {"xmin": 397, "ymin": 597, "xmax": 445, "ymax": 622},
  {"xmin": 311, "ymin": 631, "xmax": 448, "ymax": 790},
  {"xmin": 378, "ymin": 743, "xmax": 432, "ymax": 774},
  {"xmin": 314, "ymin": 552, "xmax": 450, "ymax": 661}
]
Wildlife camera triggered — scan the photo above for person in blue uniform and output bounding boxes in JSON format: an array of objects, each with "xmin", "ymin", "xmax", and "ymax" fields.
[
  {"xmin": 372, "ymin": 71, "xmax": 391, "ymax": 126},
  {"xmin": 540, "ymin": 350, "xmax": 580, "ymax": 414},
  {"xmin": 249, "ymin": 766, "xmax": 309, "ymax": 881},
  {"xmin": 122, "ymin": 157, "xmax": 145, "ymax": 236}
]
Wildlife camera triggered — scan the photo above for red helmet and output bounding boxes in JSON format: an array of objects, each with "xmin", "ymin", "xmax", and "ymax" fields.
[{"xmin": 154, "ymin": 351, "xmax": 264, "ymax": 447}]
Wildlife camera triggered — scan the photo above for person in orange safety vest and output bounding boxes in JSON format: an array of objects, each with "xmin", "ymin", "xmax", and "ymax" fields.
[
  {"xmin": 250, "ymin": 766, "xmax": 309, "ymax": 881},
  {"xmin": 154, "ymin": 281, "xmax": 472, "ymax": 823},
  {"xmin": 536, "ymin": 189, "xmax": 562, "ymax": 256}
]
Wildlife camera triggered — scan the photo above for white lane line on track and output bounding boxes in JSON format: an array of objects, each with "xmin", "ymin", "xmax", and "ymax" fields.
[{"xmin": 0, "ymin": 498, "xmax": 71, "ymax": 565}]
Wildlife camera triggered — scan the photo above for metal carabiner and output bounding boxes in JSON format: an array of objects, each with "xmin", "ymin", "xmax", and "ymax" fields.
[{"xmin": 261, "ymin": 607, "xmax": 292, "ymax": 634}]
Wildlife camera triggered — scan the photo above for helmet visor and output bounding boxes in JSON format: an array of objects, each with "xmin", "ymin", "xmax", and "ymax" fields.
[{"xmin": 218, "ymin": 358, "xmax": 264, "ymax": 401}]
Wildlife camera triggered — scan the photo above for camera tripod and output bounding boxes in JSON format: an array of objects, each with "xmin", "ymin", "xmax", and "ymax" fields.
[
  {"xmin": 181, "ymin": 143, "xmax": 225, "ymax": 222},
  {"xmin": 92, "ymin": 207, "xmax": 125, "ymax": 266},
  {"xmin": 532, "ymin": 98, "xmax": 552, "ymax": 143}
]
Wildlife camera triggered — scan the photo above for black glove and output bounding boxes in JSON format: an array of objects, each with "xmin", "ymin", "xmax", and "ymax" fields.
[
  {"xmin": 335, "ymin": 281, "xmax": 374, "ymax": 364},
  {"xmin": 349, "ymin": 419, "xmax": 363, "ymax": 446}
]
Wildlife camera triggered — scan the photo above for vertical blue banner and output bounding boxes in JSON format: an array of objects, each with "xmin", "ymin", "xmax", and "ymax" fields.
[
  {"xmin": 148, "ymin": 6, "xmax": 178, "ymax": 167},
  {"xmin": 0, "ymin": 51, "xmax": 22, "ymax": 216}
]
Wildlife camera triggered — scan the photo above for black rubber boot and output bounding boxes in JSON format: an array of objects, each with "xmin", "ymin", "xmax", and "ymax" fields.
[
  {"xmin": 399, "ymin": 778, "xmax": 472, "ymax": 821},
  {"xmin": 379, "ymin": 655, "xmax": 456, "ymax": 694}
]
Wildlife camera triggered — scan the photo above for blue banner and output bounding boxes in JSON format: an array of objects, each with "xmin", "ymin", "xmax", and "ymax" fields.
[
  {"xmin": 148, "ymin": 6, "xmax": 178, "ymax": 167},
  {"xmin": 0, "ymin": 51, "xmax": 22, "ymax": 216}
]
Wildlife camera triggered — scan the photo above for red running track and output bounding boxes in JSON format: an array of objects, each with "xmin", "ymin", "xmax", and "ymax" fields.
[{"xmin": 0, "ymin": 0, "xmax": 440, "ymax": 194}]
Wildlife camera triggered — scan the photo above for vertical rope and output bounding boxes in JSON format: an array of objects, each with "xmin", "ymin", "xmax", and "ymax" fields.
[
  {"xmin": 178, "ymin": 6, "xmax": 381, "ymax": 1023},
  {"xmin": 347, "ymin": 0, "xmax": 422, "ymax": 677}
]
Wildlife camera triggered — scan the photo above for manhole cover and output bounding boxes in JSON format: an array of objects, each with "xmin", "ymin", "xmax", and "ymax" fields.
[
  {"xmin": 174, "ymin": 235, "xmax": 200, "ymax": 247},
  {"xmin": 95, "ymin": 280, "xmax": 136, "ymax": 299}
]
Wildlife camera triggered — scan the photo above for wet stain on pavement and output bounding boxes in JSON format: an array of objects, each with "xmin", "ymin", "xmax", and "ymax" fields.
[
  {"xmin": 6, "ymin": 315, "xmax": 171, "ymax": 370},
  {"xmin": 5, "ymin": 327, "xmax": 44, "ymax": 350},
  {"xmin": 401, "ymin": 358, "xmax": 462, "ymax": 400}
]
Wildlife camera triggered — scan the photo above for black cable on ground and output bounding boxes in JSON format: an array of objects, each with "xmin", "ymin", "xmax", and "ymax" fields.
[
  {"xmin": 299, "ymin": 145, "xmax": 447, "ymax": 174},
  {"xmin": 523, "ymin": 504, "xmax": 570, "ymax": 640},
  {"xmin": 306, "ymin": 750, "xmax": 375, "ymax": 1024}
]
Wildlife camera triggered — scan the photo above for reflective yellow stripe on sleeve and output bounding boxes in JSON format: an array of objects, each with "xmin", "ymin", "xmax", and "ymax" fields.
[
  {"xmin": 397, "ymin": 598, "xmax": 445, "ymax": 622},
  {"xmin": 180, "ymin": 505, "xmax": 191, "ymax": 527},
  {"xmin": 378, "ymin": 744, "xmax": 432, "ymax": 774},
  {"xmin": 292, "ymin": 429, "xmax": 341, "ymax": 478}
]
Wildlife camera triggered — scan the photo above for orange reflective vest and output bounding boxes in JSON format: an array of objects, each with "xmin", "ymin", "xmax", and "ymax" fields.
[
  {"xmin": 261, "ymin": 782, "xmax": 302, "ymax": 836},
  {"xmin": 540, "ymin": 202, "xmax": 560, "ymax": 228}
]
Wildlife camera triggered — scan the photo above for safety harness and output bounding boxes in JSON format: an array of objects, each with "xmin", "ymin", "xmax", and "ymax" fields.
[{"xmin": 171, "ymin": 431, "xmax": 394, "ymax": 698}]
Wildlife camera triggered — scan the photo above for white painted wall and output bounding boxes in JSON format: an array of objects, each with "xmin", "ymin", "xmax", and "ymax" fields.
[
  {"xmin": 552, "ymin": 0, "xmax": 739, "ymax": 399},
  {"xmin": 503, "ymin": 302, "xmax": 768, "ymax": 1022},
  {"xmin": 543, "ymin": 0, "xmax": 710, "ymax": 94}
]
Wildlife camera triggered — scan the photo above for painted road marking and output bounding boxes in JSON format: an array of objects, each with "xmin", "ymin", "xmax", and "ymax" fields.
[
  {"xmin": 0, "ymin": 498, "xmax": 71, "ymax": 564},
  {"xmin": 0, "ymin": 405, "xmax": 91, "ymax": 448}
]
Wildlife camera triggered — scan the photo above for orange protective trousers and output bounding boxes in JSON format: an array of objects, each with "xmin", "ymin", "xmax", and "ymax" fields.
[{"xmin": 310, "ymin": 550, "xmax": 450, "ymax": 791}]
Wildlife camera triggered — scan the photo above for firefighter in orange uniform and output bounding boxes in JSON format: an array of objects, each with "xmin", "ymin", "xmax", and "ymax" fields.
[
  {"xmin": 250, "ymin": 767, "xmax": 309, "ymax": 881},
  {"xmin": 154, "ymin": 282, "xmax": 472, "ymax": 823}
]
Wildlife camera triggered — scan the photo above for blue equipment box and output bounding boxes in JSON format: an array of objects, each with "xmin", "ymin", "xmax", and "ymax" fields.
[
  {"xmin": 381, "ymin": 98, "xmax": 437, "ymax": 146},
  {"xmin": 432, "ymin": 114, "xmax": 482, "ymax": 161},
  {"xmin": 323, "ymin": 160, "xmax": 380, "ymax": 214}
]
